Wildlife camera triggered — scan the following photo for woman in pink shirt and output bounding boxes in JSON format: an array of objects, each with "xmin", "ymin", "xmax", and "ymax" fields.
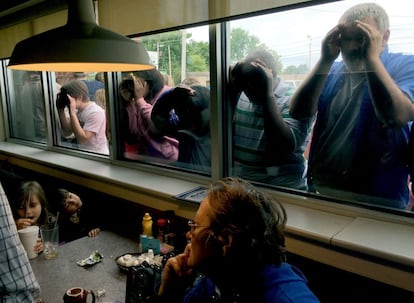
[{"xmin": 120, "ymin": 69, "xmax": 178, "ymax": 161}]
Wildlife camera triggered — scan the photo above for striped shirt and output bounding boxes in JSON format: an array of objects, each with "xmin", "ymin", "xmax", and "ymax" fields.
[
  {"xmin": 233, "ymin": 80, "xmax": 312, "ymax": 189},
  {"xmin": 0, "ymin": 183, "xmax": 40, "ymax": 302}
]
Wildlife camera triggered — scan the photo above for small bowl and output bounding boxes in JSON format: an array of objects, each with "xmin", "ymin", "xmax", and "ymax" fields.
[
  {"xmin": 115, "ymin": 252, "xmax": 141, "ymax": 272},
  {"xmin": 115, "ymin": 251, "xmax": 177, "ymax": 272}
]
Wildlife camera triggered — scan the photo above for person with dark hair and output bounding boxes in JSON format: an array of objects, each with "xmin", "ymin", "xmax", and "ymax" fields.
[
  {"xmin": 12, "ymin": 181, "xmax": 53, "ymax": 255},
  {"xmin": 95, "ymin": 72, "xmax": 105, "ymax": 83},
  {"xmin": 118, "ymin": 70, "xmax": 178, "ymax": 161},
  {"xmin": 14, "ymin": 181, "xmax": 52, "ymax": 230},
  {"xmin": 53, "ymin": 188, "xmax": 100, "ymax": 243},
  {"xmin": 151, "ymin": 85, "xmax": 211, "ymax": 173},
  {"xmin": 0, "ymin": 182, "xmax": 41, "ymax": 302},
  {"xmin": 180, "ymin": 77, "xmax": 201, "ymax": 87},
  {"xmin": 157, "ymin": 177, "xmax": 319, "ymax": 303},
  {"xmin": 290, "ymin": 3, "xmax": 414, "ymax": 209},
  {"xmin": 56, "ymin": 79, "xmax": 109, "ymax": 154},
  {"xmin": 230, "ymin": 49, "xmax": 313, "ymax": 190}
]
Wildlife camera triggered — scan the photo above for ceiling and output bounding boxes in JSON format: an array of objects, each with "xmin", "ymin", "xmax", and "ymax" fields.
[{"xmin": 0, "ymin": 0, "xmax": 67, "ymax": 29}]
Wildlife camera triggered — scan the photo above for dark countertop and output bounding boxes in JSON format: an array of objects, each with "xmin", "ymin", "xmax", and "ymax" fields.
[{"xmin": 30, "ymin": 230, "xmax": 140, "ymax": 303}]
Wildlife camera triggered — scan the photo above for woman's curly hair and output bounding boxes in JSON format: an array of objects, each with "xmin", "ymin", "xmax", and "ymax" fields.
[{"xmin": 206, "ymin": 177, "xmax": 287, "ymax": 266}]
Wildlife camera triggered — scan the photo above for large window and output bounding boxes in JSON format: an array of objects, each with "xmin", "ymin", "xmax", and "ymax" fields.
[
  {"xmin": 114, "ymin": 26, "xmax": 211, "ymax": 175},
  {"xmin": 2, "ymin": 0, "xmax": 414, "ymax": 216},
  {"xmin": 228, "ymin": 0, "xmax": 414, "ymax": 214},
  {"xmin": 53, "ymin": 71, "xmax": 109, "ymax": 155},
  {"xmin": 6, "ymin": 69, "xmax": 48, "ymax": 143}
]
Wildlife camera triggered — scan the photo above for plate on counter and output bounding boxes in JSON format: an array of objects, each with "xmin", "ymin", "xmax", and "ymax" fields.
[
  {"xmin": 115, "ymin": 252, "xmax": 163, "ymax": 272},
  {"xmin": 115, "ymin": 251, "xmax": 177, "ymax": 272}
]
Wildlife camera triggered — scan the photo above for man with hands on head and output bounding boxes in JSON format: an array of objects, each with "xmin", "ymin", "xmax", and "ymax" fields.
[
  {"xmin": 290, "ymin": 3, "xmax": 414, "ymax": 209},
  {"xmin": 230, "ymin": 50, "xmax": 313, "ymax": 190}
]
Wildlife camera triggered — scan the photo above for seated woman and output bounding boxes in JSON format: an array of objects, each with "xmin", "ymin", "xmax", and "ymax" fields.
[
  {"xmin": 157, "ymin": 177, "xmax": 320, "ymax": 303},
  {"xmin": 53, "ymin": 188, "xmax": 100, "ymax": 243}
]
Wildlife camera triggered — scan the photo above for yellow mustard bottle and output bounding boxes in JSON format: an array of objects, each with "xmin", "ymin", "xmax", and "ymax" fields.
[{"xmin": 142, "ymin": 212, "xmax": 153, "ymax": 237}]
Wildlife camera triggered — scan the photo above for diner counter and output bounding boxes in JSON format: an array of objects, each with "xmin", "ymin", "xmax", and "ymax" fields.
[
  {"xmin": 3, "ymin": 142, "xmax": 414, "ymax": 293},
  {"xmin": 30, "ymin": 231, "xmax": 139, "ymax": 303}
]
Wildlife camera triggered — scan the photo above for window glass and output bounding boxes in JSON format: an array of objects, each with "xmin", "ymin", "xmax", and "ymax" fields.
[
  {"xmin": 6, "ymin": 69, "xmax": 47, "ymax": 142},
  {"xmin": 116, "ymin": 26, "xmax": 212, "ymax": 175},
  {"xmin": 3, "ymin": 0, "xmax": 414, "ymax": 216},
  {"xmin": 53, "ymin": 72, "xmax": 109, "ymax": 155},
  {"xmin": 228, "ymin": 0, "xmax": 414, "ymax": 213}
]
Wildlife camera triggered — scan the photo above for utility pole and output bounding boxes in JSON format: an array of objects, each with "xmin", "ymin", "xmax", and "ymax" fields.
[{"xmin": 307, "ymin": 34, "xmax": 312, "ymax": 71}]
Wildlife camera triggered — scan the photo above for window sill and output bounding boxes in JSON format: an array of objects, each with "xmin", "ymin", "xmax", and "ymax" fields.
[{"xmin": 0, "ymin": 141, "xmax": 413, "ymax": 291}]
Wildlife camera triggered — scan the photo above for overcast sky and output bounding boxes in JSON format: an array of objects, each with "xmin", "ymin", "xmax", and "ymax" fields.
[{"xmin": 188, "ymin": 0, "xmax": 414, "ymax": 68}]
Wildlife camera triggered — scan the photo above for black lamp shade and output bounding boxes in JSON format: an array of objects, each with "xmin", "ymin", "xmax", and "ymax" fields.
[{"xmin": 8, "ymin": 0, "xmax": 154, "ymax": 72}]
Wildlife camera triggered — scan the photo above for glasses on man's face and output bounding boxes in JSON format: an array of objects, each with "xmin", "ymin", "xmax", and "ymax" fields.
[{"xmin": 187, "ymin": 220, "xmax": 209, "ymax": 233}]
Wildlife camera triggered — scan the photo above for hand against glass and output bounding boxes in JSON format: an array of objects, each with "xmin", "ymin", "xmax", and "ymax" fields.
[
  {"xmin": 229, "ymin": 62, "xmax": 243, "ymax": 92},
  {"xmin": 321, "ymin": 24, "xmax": 343, "ymax": 63},
  {"xmin": 355, "ymin": 19, "xmax": 385, "ymax": 62},
  {"xmin": 67, "ymin": 94, "xmax": 77, "ymax": 113},
  {"xmin": 239, "ymin": 59, "xmax": 274, "ymax": 103},
  {"xmin": 131, "ymin": 73, "xmax": 147, "ymax": 100}
]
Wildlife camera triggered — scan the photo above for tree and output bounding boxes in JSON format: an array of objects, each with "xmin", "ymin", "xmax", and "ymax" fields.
[
  {"xmin": 230, "ymin": 28, "xmax": 283, "ymax": 73},
  {"xmin": 187, "ymin": 40, "xmax": 209, "ymax": 72},
  {"xmin": 230, "ymin": 28, "xmax": 260, "ymax": 63},
  {"xmin": 141, "ymin": 31, "xmax": 183, "ymax": 84},
  {"xmin": 140, "ymin": 27, "xmax": 283, "ymax": 83},
  {"xmin": 283, "ymin": 64, "xmax": 308, "ymax": 74}
]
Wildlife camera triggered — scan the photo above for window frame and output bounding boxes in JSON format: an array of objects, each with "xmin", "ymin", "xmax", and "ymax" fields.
[{"xmin": 0, "ymin": 1, "xmax": 413, "ymax": 219}]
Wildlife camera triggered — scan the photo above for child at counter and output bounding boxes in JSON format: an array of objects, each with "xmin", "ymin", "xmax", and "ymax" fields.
[
  {"xmin": 0, "ymin": 181, "xmax": 41, "ymax": 302},
  {"xmin": 13, "ymin": 181, "xmax": 52, "ymax": 254},
  {"xmin": 54, "ymin": 188, "xmax": 100, "ymax": 243}
]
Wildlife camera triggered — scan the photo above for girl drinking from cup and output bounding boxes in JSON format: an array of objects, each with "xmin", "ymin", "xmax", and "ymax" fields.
[{"xmin": 13, "ymin": 181, "xmax": 53, "ymax": 254}]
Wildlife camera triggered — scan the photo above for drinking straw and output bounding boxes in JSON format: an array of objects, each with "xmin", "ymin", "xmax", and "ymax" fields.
[{"xmin": 54, "ymin": 211, "xmax": 59, "ymax": 228}]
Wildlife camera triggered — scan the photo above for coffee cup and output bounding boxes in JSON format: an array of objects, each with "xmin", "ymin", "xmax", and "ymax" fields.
[
  {"xmin": 18, "ymin": 225, "xmax": 39, "ymax": 259},
  {"xmin": 63, "ymin": 287, "xmax": 95, "ymax": 303}
]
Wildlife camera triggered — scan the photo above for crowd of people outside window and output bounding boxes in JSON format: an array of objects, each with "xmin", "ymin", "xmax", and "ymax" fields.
[{"xmin": 8, "ymin": 2, "xmax": 414, "ymax": 212}]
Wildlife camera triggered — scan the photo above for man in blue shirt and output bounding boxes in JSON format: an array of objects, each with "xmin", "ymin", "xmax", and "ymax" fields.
[{"xmin": 290, "ymin": 3, "xmax": 414, "ymax": 209}]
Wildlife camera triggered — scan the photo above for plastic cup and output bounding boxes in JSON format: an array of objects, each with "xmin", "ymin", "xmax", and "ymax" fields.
[
  {"xmin": 18, "ymin": 225, "xmax": 39, "ymax": 259},
  {"xmin": 40, "ymin": 224, "xmax": 59, "ymax": 259}
]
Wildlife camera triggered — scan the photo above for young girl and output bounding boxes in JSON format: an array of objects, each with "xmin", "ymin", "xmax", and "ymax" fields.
[
  {"xmin": 13, "ymin": 181, "xmax": 52, "ymax": 254},
  {"xmin": 54, "ymin": 188, "xmax": 100, "ymax": 243}
]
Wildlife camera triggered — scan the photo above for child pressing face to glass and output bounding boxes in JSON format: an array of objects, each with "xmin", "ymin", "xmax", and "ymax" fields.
[{"xmin": 15, "ymin": 181, "xmax": 51, "ymax": 254}]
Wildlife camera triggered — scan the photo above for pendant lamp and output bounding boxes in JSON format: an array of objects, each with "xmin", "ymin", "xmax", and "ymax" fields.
[{"xmin": 7, "ymin": 0, "xmax": 154, "ymax": 72}]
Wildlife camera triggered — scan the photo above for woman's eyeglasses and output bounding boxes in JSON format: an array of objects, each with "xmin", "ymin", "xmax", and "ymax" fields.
[{"xmin": 187, "ymin": 220, "xmax": 209, "ymax": 232}]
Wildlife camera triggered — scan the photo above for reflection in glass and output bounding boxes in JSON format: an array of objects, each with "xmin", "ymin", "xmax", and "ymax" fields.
[{"xmin": 7, "ymin": 70, "xmax": 47, "ymax": 142}]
